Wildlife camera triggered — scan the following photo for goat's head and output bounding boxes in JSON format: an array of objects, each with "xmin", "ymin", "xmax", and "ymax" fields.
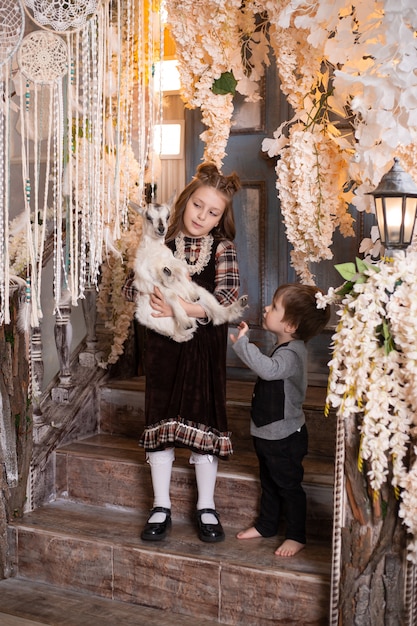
[
  {"xmin": 129, "ymin": 192, "xmax": 175, "ymax": 241},
  {"xmin": 142, "ymin": 202, "xmax": 171, "ymax": 239}
]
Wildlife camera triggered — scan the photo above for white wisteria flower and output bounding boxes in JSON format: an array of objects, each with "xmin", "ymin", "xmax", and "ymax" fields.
[
  {"xmin": 275, "ymin": 124, "xmax": 354, "ymax": 283},
  {"xmin": 166, "ymin": 0, "xmax": 269, "ymax": 168},
  {"xmin": 325, "ymin": 252, "xmax": 417, "ymax": 563}
]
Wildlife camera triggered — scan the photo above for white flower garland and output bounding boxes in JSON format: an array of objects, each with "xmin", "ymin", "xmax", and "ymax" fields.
[
  {"xmin": 318, "ymin": 252, "xmax": 417, "ymax": 563},
  {"xmin": 262, "ymin": 0, "xmax": 417, "ymax": 276},
  {"xmin": 275, "ymin": 124, "xmax": 354, "ymax": 283},
  {"xmin": 166, "ymin": 0, "xmax": 268, "ymax": 167}
]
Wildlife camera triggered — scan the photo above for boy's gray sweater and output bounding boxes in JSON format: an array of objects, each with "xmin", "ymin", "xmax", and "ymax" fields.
[{"xmin": 232, "ymin": 335, "xmax": 307, "ymax": 441}]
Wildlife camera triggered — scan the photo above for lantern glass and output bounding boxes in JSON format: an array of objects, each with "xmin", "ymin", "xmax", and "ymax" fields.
[
  {"xmin": 384, "ymin": 196, "xmax": 403, "ymax": 244},
  {"xmin": 369, "ymin": 159, "xmax": 417, "ymax": 250},
  {"xmin": 403, "ymin": 196, "xmax": 417, "ymax": 242},
  {"xmin": 375, "ymin": 195, "xmax": 417, "ymax": 248},
  {"xmin": 374, "ymin": 197, "xmax": 386, "ymax": 242}
]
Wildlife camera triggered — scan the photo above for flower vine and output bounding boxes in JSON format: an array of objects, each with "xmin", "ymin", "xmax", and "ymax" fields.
[
  {"xmin": 271, "ymin": 123, "xmax": 354, "ymax": 284},
  {"xmin": 317, "ymin": 252, "xmax": 417, "ymax": 563},
  {"xmin": 165, "ymin": 0, "xmax": 270, "ymax": 167},
  {"xmin": 93, "ymin": 144, "xmax": 143, "ymax": 367}
]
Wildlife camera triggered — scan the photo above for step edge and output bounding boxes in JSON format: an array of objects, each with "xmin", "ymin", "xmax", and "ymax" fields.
[{"xmin": 10, "ymin": 508, "xmax": 332, "ymax": 582}]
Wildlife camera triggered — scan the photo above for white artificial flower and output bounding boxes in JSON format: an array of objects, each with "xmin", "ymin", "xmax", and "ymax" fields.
[{"xmin": 323, "ymin": 252, "xmax": 417, "ymax": 562}]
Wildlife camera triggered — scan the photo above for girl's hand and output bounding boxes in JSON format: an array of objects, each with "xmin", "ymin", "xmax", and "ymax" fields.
[
  {"xmin": 230, "ymin": 321, "xmax": 249, "ymax": 343},
  {"xmin": 150, "ymin": 286, "xmax": 174, "ymax": 318}
]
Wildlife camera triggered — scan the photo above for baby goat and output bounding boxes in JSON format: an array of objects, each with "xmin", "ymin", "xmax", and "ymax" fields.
[{"xmin": 130, "ymin": 198, "xmax": 248, "ymax": 343}]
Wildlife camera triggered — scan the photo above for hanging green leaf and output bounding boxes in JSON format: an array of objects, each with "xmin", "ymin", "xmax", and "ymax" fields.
[
  {"xmin": 334, "ymin": 262, "xmax": 357, "ymax": 281},
  {"xmin": 376, "ymin": 321, "xmax": 396, "ymax": 355},
  {"xmin": 336, "ymin": 280, "xmax": 354, "ymax": 297},
  {"xmin": 212, "ymin": 71, "xmax": 237, "ymax": 95},
  {"xmin": 356, "ymin": 256, "xmax": 380, "ymax": 276},
  {"xmin": 335, "ymin": 257, "xmax": 380, "ymax": 285}
]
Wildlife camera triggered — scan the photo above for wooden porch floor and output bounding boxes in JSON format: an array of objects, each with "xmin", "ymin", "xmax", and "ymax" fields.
[{"xmin": 0, "ymin": 578, "xmax": 219, "ymax": 625}]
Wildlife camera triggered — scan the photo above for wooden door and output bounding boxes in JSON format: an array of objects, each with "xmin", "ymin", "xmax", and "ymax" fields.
[{"xmin": 185, "ymin": 63, "xmax": 374, "ymax": 384}]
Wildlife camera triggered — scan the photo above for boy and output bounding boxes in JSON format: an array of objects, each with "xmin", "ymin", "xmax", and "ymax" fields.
[{"xmin": 230, "ymin": 283, "xmax": 330, "ymax": 556}]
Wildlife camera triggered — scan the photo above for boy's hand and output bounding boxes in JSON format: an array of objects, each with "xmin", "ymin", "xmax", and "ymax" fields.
[{"xmin": 230, "ymin": 321, "xmax": 249, "ymax": 344}]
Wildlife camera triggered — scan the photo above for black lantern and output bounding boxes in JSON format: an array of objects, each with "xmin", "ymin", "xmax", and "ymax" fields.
[{"xmin": 368, "ymin": 158, "xmax": 417, "ymax": 250}]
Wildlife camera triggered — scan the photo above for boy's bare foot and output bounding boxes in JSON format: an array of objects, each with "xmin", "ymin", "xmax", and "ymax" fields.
[
  {"xmin": 274, "ymin": 539, "xmax": 305, "ymax": 557},
  {"xmin": 236, "ymin": 526, "xmax": 262, "ymax": 539}
]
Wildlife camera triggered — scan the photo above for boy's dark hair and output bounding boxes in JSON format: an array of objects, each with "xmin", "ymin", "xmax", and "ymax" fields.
[{"xmin": 273, "ymin": 283, "xmax": 331, "ymax": 342}]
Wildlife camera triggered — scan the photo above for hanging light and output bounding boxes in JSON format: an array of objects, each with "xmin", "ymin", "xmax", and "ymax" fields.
[{"xmin": 368, "ymin": 158, "xmax": 417, "ymax": 250}]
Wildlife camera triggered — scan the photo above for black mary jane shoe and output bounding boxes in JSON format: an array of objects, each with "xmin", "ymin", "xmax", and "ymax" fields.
[
  {"xmin": 196, "ymin": 508, "xmax": 225, "ymax": 543},
  {"xmin": 141, "ymin": 507, "xmax": 171, "ymax": 542}
]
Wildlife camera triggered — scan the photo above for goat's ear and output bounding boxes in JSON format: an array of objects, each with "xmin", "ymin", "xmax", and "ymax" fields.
[
  {"xmin": 167, "ymin": 191, "xmax": 176, "ymax": 211},
  {"xmin": 128, "ymin": 200, "xmax": 145, "ymax": 216}
]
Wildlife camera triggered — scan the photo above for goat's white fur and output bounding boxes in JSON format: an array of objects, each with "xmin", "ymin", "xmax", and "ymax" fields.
[{"xmin": 130, "ymin": 198, "xmax": 248, "ymax": 343}]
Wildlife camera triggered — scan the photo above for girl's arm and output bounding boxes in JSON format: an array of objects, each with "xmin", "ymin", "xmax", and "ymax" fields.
[
  {"xmin": 150, "ymin": 286, "xmax": 207, "ymax": 319},
  {"xmin": 214, "ymin": 240, "xmax": 240, "ymax": 305},
  {"xmin": 150, "ymin": 239, "xmax": 240, "ymax": 319},
  {"xmin": 122, "ymin": 270, "xmax": 138, "ymax": 302}
]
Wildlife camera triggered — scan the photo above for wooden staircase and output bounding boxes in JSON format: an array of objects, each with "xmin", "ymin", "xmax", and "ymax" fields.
[{"xmin": 2, "ymin": 377, "xmax": 335, "ymax": 625}]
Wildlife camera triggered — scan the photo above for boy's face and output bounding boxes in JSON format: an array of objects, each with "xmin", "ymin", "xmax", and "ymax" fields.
[{"xmin": 263, "ymin": 295, "xmax": 296, "ymax": 339}]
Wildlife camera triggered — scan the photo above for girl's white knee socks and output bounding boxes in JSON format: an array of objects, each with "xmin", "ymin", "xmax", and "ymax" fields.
[
  {"xmin": 191, "ymin": 454, "xmax": 219, "ymax": 525},
  {"xmin": 147, "ymin": 448, "xmax": 174, "ymax": 522}
]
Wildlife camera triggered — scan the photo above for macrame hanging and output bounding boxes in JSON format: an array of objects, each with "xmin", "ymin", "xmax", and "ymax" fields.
[
  {"xmin": 0, "ymin": 0, "xmax": 25, "ymax": 491},
  {"xmin": 17, "ymin": 30, "xmax": 69, "ymax": 327},
  {"xmin": 23, "ymin": 0, "xmax": 99, "ymax": 33},
  {"xmin": 0, "ymin": 0, "xmax": 25, "ymax": 326},
  {"xmin": 74, "ymin": 13, "xmax": 105, "ymax": 297}
]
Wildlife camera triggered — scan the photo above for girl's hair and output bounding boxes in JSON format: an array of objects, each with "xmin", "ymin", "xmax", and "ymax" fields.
[
  {"xmin": 166, "ymin": 162, "xmax": 241, "ymax": 242},
  {"xmin": 273, "ymin": 283, "xmax": 331, "ymax": 342}
]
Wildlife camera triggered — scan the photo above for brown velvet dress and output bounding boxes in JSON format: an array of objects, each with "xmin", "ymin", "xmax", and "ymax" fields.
[{"xmin": 139, "ymin": 239, "xmax": 232, "ymax": 458}]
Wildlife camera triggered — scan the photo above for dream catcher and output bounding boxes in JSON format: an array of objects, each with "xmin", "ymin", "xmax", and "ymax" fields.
[
  {"xmin": 0, "ymin": 0, "xmax": 25, "ymax": 325},
  {"xmin": 17, "ymin": 30, "xmax": 69, "ymax": 328},
  {"xmin": 19, "ymin": 0, "xmax": 137, "ymax": 312},
  {"xmin": 23, "ymin": 0, "xmax": 99, "ymax": 33}
]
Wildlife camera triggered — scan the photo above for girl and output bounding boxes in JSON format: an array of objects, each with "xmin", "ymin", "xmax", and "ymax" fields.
[{"xmin": 125, "ymin": 162, "xmax": 241, "ymax": 543}]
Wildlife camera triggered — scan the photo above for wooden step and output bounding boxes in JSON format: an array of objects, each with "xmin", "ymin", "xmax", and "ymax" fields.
[
  {"xmin": 4, "ymin": 376, "xmax": 334, "ymax": 625},
  {"xmin": 98, "ymin": 377, "xmax": 336, "ymax": 459},
  {"xmin": 8, "ymin": 500, "xmax": 331, "ymax": 625},
  {"xmin": 55, "ymin": 434, "xmax": 334, "ymax": 538}
]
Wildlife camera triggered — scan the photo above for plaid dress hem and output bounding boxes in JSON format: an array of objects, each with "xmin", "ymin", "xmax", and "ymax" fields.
[{"xmin": 139, "ymin": 417, "xmax": 233, "ymax": 459}]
